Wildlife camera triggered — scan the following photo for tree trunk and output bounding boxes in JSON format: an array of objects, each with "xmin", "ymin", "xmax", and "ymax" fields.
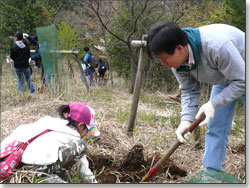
[
  {"xmin": 107, "ymin": 56, "xmax": 114, "ymax": 86},
  {"xmin": 67, "ymin": 55, "xmax": 74, "ymax": 78},
  {"xmin": 101, "ymin": 28, "xmax": 114, "ymax": 86}
]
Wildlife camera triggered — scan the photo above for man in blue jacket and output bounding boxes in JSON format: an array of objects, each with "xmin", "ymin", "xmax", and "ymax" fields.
[
  {"xmin": 83, "ymin": 46, "xmax": 95, "ymax": 86},
  {"xmin": 146, "ymin": 21, "xmax": 245, "ymax": 182}
]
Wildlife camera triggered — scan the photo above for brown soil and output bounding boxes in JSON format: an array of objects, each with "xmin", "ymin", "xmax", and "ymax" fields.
[
  {"xmin": 231, "ymin": 144, "xmax": 245, "ymax": 154},
  {"xmin": 88, "ymin": 144, "xmax": 187, "ymax": 183}
]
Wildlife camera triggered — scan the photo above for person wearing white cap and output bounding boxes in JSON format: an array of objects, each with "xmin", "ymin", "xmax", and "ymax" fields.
[{"xmin": 0, "ymin": 103, "xmax": 100, "ymax": 183}]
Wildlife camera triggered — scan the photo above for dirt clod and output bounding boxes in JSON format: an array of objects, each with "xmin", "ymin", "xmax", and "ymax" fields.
[{"xmin": 120, "ymin": 144, "xmax": 146, "ymax": 171}]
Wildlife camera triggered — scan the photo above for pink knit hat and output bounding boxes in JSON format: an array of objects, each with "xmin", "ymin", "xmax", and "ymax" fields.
[{"xmin": 68, "ymin": 103, "xmax": 100, "ymax": 136}]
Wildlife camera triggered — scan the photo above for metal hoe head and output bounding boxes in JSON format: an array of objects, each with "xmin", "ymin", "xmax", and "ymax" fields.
[{"xmin": 131, "ymin": 40, "xmax": 147, "ymax": 48}]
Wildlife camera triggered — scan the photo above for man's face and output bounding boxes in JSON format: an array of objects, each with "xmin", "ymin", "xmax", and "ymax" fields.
[{"xmin": 156, "ymin": 45, "xmax": 187, "ymax": 69}]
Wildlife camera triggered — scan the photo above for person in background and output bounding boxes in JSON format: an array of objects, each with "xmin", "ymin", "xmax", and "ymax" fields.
[
  {"xmin": 83, "ymin": 46, "xmax": 95, "ymax": 86},
  {"xmin": 10, "ymin": 31, "xmax": 35, "ymax": 93},
  {"xmin": 97, "ymin": 58, "xmax": 107, "ymax": 79},
  {"xmin": 23, "ymin": 33, "xmax": 46, "ymax": 87},
  {"xmin": 1, "ymin": 103, "xmax": 100, "ymax": 183},
  {"xmin": 146, "ymin": 21, "xmax": 245, "ymax": 182}
]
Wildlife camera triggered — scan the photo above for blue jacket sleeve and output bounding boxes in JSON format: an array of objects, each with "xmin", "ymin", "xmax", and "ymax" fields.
[
  {"xmin": 31, "ymin": 51, "xmax": 41, "ymax": 61},
  {"xmin": 84, "ymin": 54, "xmax": 90, "ymax": 66},
  {"xmin": 82, "ymin": 58, "xmax": 87, "ymax": 66},
  {"xmin": 27, "ymin": 35, "xmax": 38, "ymax": 46}
]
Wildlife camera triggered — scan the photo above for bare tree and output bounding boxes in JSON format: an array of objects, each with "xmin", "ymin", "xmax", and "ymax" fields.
[
  {"xmin": 76, "ymin": 0, "xmax": 154, "ymax": 93},
  {"xmin": 63, "ymin": 0, "xmax": 191, "ymax": 93}
]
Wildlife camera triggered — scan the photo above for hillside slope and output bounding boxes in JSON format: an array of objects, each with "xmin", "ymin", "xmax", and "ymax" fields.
[{"xmin": 0, "ymin": 61, "xmax": 245, "ymax": 183}]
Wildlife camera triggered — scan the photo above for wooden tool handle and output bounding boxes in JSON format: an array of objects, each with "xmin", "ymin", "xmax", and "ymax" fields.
[
  {"xmin": 183, "ymin": 112, "xmax": 206, "ymax": 136},
  {"xmin": 140, "ymin": 112, "xmax": 206, "ymax": 183}
]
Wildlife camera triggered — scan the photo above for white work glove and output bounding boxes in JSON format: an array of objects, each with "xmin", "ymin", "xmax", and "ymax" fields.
[
  {"xmin": 28, "ymin": 58, "xmax": 35, "ymax": 66},
  {"xmin": 76, "ymin": 155, "xmax": 98, "ymax": 183},
  {"xmin": 6, "ymin": 56, "xmax": 14, "ymax": 63},
  {"xmin": 176, "ymin": 121, "xmax": 192, "ymax": 143},
  {"xmin": 23, "ymin": 33, "xmax": 28, "ymax": 39},
  {"xmin": 195, "ymin": 101, "xmax": 215, "ymax": 127}
]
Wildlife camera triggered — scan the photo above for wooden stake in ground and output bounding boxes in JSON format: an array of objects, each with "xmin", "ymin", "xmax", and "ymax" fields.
[{"xmin": 127, "ymin": 35, "xmax": 147, "ymax": 136}]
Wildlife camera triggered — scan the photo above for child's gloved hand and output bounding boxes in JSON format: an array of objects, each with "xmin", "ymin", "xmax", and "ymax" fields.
[{"xmin": 77, "ymin": 155, "xmax": 98, "ymax": 183}]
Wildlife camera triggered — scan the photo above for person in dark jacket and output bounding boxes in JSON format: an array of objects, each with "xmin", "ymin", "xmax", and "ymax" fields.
[
  {"xmin": 97, "ymin": 59, "xmax": 107, "ymax": 79},
  {"xmin": 23, "ymin": 33, "xmax": 46, "ymax": 86},
  {"xmin": 10, "ymin": 31, "xmax": 35, "ymax": 93}
]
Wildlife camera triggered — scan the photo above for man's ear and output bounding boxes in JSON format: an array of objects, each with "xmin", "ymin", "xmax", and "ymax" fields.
[{"xmin": 176, "ymin": 45, "xmax": 184, "ymax": 50}]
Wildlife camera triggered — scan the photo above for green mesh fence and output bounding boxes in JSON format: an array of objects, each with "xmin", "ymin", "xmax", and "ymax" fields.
[
  {"xmin": 36, "ymin": 24, "xmax": 64, "ymax": 88},
  {"xmin": 181, "ymin": 170, "xmax": 243, "ymax": 183}
]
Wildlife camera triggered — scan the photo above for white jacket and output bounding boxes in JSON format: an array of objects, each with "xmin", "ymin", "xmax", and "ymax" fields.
[{"xmin": 1, "ymin": 116, "xmax": 97, "ymax": 182}]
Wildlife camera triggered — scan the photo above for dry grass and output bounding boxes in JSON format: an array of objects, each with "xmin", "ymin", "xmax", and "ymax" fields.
[
  {"xmin": 0, "ymin": 60, "xmax": 245, "ymax": 183},
  {"xmin": 0, "ymin": 168, "xmax": 55, "ymax": 183}
]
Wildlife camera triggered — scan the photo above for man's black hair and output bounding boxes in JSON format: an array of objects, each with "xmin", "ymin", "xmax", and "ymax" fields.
[
  {"xmin": 98, "ymin": 58, "xmax": 102, "ymax": 63},
  {"xmin": 146, "ymin": 21, "xmax": 188, "ymax": 59},
  {"xmin": 84, "ymin": 46, "xmax": 89, "ymax": 52},
  {"xmin": 14, "ymin": 31, "xmax": 23, "ymax": 40}
]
